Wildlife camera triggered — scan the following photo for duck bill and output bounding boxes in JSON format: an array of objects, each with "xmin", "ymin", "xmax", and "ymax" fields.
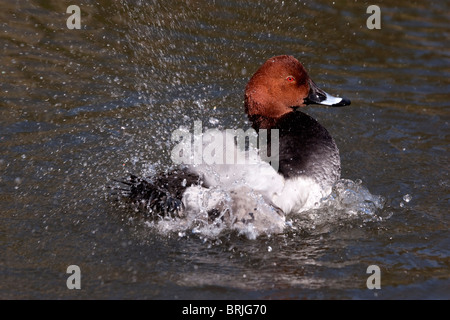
[{"xmin": 304, "ymin": 79, "xmax": 351, "ymax": 107}]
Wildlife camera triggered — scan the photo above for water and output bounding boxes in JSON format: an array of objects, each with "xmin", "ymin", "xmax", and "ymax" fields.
[{"xmin": 1, "ymin": 0, "xmax": 449, "ymax": 299}]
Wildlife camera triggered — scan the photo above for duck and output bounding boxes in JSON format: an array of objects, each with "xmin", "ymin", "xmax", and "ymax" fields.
[{"xmin": 117, "ymin": 55, "xmax": 350, "ymax": 235}]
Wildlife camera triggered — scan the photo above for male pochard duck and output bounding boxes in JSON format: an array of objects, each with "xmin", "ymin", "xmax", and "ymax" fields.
[{"xmin": 119, "ymin": 55, "xmax": 350, "ymax": 235}]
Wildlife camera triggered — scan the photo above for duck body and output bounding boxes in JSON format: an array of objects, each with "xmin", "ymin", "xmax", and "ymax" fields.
[{"xmin": 118, "ymin": 55, "xmax": 350, "ymax": 235}]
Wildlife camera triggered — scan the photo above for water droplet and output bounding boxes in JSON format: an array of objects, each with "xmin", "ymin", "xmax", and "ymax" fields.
[
  {"xmin": 209, "ymin": 117, "xmax": 219, "ymax": 125},
  {"xmin": 403, "ymin": 194, "xmax": 412, "ymax": 203}
]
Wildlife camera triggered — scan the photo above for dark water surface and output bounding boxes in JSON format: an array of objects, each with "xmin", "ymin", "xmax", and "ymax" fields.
[{"xmin": 1, "ymin": 0, "xmax": 449, "ymax": 299}]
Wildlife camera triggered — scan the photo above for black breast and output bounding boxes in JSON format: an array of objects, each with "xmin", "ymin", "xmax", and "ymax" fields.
[{"xmin": 266, "ymin": 111, "xmax": 341, "ymax": 187}]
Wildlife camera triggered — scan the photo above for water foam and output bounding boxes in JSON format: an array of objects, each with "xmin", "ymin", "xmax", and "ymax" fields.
[
  {"xmin": 296, "ymin": 179, "xmax": 388, "ymax": 231},
  {"xmin": 133, "ymin": 178, "xmax": 387, "ymax": 240}
]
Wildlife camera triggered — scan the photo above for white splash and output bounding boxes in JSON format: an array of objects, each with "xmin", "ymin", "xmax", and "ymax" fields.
[{"xmin": 139, "ymin": 178, "xmax": 386, "ymax": 240}]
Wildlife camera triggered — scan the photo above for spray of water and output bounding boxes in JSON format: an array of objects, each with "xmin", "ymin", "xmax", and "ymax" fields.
[{"xmin": 115, "ymin": 175, "xmax": 387, "ymax": 240}]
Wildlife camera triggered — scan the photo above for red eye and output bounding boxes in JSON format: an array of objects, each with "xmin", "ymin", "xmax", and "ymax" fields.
[{"xmin": 286, "ymin": 76, "xmax": 295, "ymax": 82}]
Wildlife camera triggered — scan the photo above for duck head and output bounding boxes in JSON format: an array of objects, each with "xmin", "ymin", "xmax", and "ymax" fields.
[{"xmin": 244, "ymin": 55, "xmax": 350, "ymax": 129}]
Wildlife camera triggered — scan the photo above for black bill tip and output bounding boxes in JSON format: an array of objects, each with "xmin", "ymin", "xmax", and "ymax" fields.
[
  {"xmin": 305, "ymin": 79, "xmax": 351, "ymax": 107},
  {"xmin": 330, "ymin": 96, "xmax": 351, "ymax": 107}
]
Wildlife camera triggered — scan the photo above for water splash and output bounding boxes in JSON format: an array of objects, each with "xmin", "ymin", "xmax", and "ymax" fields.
[
  {"xmin": 321, "ymin": 179, "xmax": 386, "ymax": 217},
  {"xmin": 118, "ymin": 177, "xmax": 387, "ymax": 240},
  {"xmin": 296, "ymin": 179, "xmax": 388, "ymax": 231}
]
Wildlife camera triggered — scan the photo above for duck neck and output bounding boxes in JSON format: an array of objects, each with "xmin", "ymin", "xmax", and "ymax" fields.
[{"xmin": 248, "ymin": 114, "xmax": 278, "ymax": 131}]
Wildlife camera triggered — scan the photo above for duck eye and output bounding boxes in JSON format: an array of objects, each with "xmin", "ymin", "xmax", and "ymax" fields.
[{"xmin": 286, "ymin": 76, "xmax": 295, "ymax": 82}]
